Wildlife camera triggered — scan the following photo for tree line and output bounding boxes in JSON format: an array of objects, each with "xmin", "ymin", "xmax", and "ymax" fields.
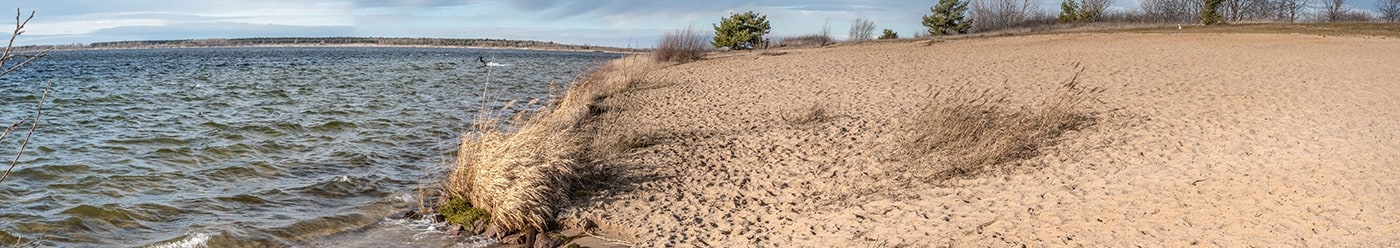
[{"xmin": 706, "ymin": 0, "xmax": 1400, "ymax": 50}]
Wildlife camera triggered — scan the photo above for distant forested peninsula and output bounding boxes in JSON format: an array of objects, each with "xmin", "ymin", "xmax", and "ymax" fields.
[{"xmin": 20, "ymin": 37, "xmax": 640, "ymax": 53}]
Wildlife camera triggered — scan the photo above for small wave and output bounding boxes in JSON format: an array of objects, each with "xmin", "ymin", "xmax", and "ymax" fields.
[
  {"xmin": 146, "ymin": 232, "xmax": 211, "ymax": 248},
  {"xmin": 486, "ymin": 62, "xmax": 511, "ymax": 67}
]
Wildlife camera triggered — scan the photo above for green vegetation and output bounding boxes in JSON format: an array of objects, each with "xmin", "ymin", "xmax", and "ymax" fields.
[
  {"xmin": 1201, "ymin": 0, "xmax": 1226, "ymax": 25},
  {"xmin": 879, "ymin": 29, "xmax": 900, "ymax": 39},
  {"xmin": 923, "ymin": 0, "xmax": 973, "ymax": 35},
  {"xmin": 438, "ymin": 198, "xmax": 490, "ymax": 226},
  {"xmin": 1059, "ymin": 0, "xmax": 1082, "ymax": 23},
  {"xmin": 712, "ymin": 11, "xmax": 772, "ymax": 50}
]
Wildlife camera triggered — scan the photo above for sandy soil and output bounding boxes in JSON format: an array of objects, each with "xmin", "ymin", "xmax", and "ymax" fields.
[{"xmin": 562, "ymin": 33, "xmax": 1400, "ymax": 247}]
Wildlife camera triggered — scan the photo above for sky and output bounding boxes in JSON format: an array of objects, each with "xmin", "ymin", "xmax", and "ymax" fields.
[{"xmin": 10, "ymin": 0, "xmax": 1388, "ymax": 48}]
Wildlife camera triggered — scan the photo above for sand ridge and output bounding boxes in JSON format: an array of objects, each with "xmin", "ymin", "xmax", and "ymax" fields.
[{"xmin": 563, "ymin": 33, "xmax": 1399, "ymax": 247}]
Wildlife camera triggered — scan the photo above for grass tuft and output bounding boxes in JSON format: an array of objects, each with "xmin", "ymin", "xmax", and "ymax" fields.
[
  {"xmin": 438, "ymin": 198, "xmax": 490, "ymax": 225},
  {"xmin": 447, "ymin": 56, "xmax": 661, "ymax": 232},
  {"xmin": 901, "ymin": 67, "xmax": 1102, "ymax": 180}
]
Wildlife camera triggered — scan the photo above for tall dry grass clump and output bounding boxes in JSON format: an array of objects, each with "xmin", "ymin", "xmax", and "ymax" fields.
[
  {"xmin": 653, "ymin": 26, "xmax": 708, "ymax": 63},
  {"xmin": 447, "ymin": 56, "xmax": 660, "ymax": 232},
  {"xmin": 901, "ymin": 68, "xmax": 1101, "ymax": 180}
]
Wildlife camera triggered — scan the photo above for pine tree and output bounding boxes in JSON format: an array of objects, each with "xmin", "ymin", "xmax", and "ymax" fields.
[
  {"xmin": 922, "ymin": 0, "xmax": 973, "ymax": 35},
  {"xmin": 712, "ymin": 11, "xmax": 771, "ymax": 50},
  {"xmin": 1059, "ymin": 0, "xmax": 1082, "ymax": 23},
  {"xmin": 879, "ymin": 29, "xmax": 900, "ymax": 39}
]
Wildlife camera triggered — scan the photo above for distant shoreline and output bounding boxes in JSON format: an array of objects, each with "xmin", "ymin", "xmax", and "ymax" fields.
[{"xmin": 17, "ymin": 37, "xmax": 648, "ymax": 54}]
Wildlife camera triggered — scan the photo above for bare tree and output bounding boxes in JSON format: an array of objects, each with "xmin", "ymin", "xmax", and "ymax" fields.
[
  {"xmin": 1321, "ymin": 0, "xmax": 1350, "ymax": 21},
  {"xmin": 1276, "ymin": 0, "xmax": 1312, "ymax": 22},
  {"xmin": 1141, "ymin": 0, "xmax": 1204, "ymax": 22},
  {"xmin": 1080, "ymin": 0, "xmax": 1113, "ymax": 21},
  {"xmin": 1382, "ymin": 0, "xmax": 1400, "ymax": 22},
  {"xmin": 1, "ymin": 9, "xmax": 48, "ymax": 184},
  {"xmin": 848, "ymin": 18, "xmax": 876, "ymax": 42},
  {"xmin": 971, "ymin": 0, "xmax": 1043, "ymax": 31},
  {"xmin": 1237, "ymin": 0, "xmax": 1278, "ymax": 20}
]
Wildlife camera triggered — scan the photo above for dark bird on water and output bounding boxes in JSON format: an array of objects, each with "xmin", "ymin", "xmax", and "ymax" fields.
[{"xmin": 477, "ymin": 56, "xmax": 487, "ymax": 66}]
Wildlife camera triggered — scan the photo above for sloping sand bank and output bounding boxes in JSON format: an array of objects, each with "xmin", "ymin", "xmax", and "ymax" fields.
[{"xmin": 565, "ymin": 33, "xmax": 1400, "ymax": 247}]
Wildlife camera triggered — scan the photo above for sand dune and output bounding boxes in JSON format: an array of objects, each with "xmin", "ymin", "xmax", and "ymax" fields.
[{"xmin": 560, "ymin": 33, "xmax": 1399, "ymax": 247}]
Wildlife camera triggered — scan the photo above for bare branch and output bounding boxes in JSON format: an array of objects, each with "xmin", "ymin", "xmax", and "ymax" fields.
[{"xmin": 1, "ymin": 82, "xmax": 48, "ymax": 183}]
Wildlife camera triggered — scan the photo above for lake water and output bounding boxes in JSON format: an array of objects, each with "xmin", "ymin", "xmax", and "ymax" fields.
[{"xmin": 0, "ymin": 47, "xmax": 621, "ymax": 247}]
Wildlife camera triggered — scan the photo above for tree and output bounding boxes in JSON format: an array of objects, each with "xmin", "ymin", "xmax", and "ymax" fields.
[
  {"xmin": 1059, "ymin": 0, "xmax": 1082, "ymax": 22},
  {"xmin": 1202, "ymin": 0, "xmax": 1226, "ymax": 24},
  {"xmin": 880, "ymin": 29, "xmax": 900, "ymax": 39},
  {"xmin": 1277, "ymin": 0, "xmax": 1311, "ymax": 22},
  {"xmin": 1141, "ymin": 0, "xmax": 1203, "ymax": 22},
  {"xmin": 712, "ymin": 11, "xmax": 771, "ymax": 50},
  {"xmin": 1080, "ymin": 0, "xmax": 1112, "ymax": 21},
  {"xmin": 924, "ymin": 0, "xmax": 974, "ymax": 35},
  {"xmin": 848, "ymin": 18, "xmax": 877, "ymax": 42},
  {"xmin": 973, "ymin": 0, "xmax": 1042, "ymax": 31},
  {"xmin": 1321, "ymin": 0, "xmax": 1350, "ymax": 22},
  {"xmin": 1382, "ymin": 0, "xmax": 1400, "ymax": 22}
]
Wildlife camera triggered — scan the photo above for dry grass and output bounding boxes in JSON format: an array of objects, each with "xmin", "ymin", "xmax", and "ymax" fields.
[
  {"xmin": 653, "ymin": 26, "xmax": 709, "ymax": 63},
  {"xmin": 777, "ymin": 34, "xmax": 835, "ymax": 48},
  {"xmin": 901, "ymin": 68, "xmax": 1101, "ymax": 180},
  {"xmin": 447, "ymin": 56, "xmax": 661, "ymax": 232}
]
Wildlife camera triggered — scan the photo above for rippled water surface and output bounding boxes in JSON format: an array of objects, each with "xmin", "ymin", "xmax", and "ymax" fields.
[{"xmin": 0, "ymin": 47, "xmax": 620, "ymax": 247}]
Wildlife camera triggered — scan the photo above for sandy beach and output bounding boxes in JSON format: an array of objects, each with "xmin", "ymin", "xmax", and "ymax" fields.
[{"xmin": 554, "ymin": 32, "xmax": 1400, "ymax": 247}]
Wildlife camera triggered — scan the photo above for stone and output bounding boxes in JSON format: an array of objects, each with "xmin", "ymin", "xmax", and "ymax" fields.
[
  {"xmin": 472, "ymin": 220, "xmax": 487, "ymax": 234},
  {"xmin": 447, "ymin": 224, "xmax": 464, "ymax": 236},
  {"xmin": 430, "ymin": 214, "xmax": 446, "ymax": 223},
  {"xmin": 533, "ymin": 233, "xmax": 563, "ymax": 248},
  {"xmin": 483, "ymin": 224, "xmax": 506, "ymax": 239},
  {"xmin": 401, "ymin": 210, "xmax": 421, "ymax": 220},
  {"xmin": 501, "ymin": 232, "xmax": 528, "ymax": 245}
]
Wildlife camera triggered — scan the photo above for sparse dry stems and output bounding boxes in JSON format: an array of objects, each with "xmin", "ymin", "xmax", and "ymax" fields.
[
  {"xmin": 901, "ymin": 67, "xmax": 1101, "ymax": 180},
  {"xmin": 654, "ymin": 26, "xmax": 708, "ymax": 63}
]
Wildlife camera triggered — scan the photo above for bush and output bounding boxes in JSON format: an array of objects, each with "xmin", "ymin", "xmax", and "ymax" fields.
[
  {"xmin": 923, "ymin": 0, "xmax": 974, "ymax": 35},
  {"xmin": 776, "ymin": 35, "xmax": 834, "ymax": 47},
  {"xmin": 654, "ymin": 26, "xmax": 708, "ymax": 63},
  {"xmin": 879, "ymin": 29, "xmax": 900, "ymax": 39},
  {"xmin": 712, "ymin": 11, "xmax": 771, "ymax": 50}
]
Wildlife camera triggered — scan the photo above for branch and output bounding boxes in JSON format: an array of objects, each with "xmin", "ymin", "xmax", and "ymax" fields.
[
  {"xmin": 0, "ymin": 9, "xmax": 44, "ymax": 78},
  {"xmin": 1, "ymin": 82, "xmax": 48, "ymax": 183}
]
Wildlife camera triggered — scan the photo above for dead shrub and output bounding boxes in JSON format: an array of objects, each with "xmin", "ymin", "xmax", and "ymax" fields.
[
  {"xmin": 901, "ymin": 68, "xmax": 1101, "ymax": 180},
  {"xmin": 783, "ymin": 104, "xmax": 835, "ymax": 126},
  {"xmin": 777, "ymin": 35, "xmax": 834, "ymax": 47},
  {"xmin": 653, "ymin": 25, "xmax": 709, "ymax": 63}
]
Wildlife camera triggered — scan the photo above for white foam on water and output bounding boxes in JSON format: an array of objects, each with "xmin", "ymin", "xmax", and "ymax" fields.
[
  {"xmin": 334, "ymin": 175, "xmax": 352, "ymax": 183},
  {"xmin": 393, "ymin": 192, "xmax": 415, "ymax": 203},
  {"xmin": 486, "ymin": 62, "xmax": 511, "ymax": 67},
  {"xmin": 146, "ymin": 232, "xmax": 211, "ymax": 248}
]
